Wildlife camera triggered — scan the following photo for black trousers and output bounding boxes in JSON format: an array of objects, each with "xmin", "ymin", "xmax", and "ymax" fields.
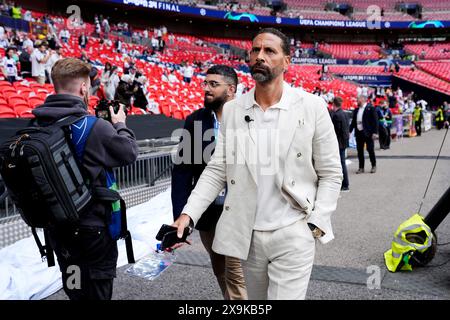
[
  {"xmin": 48, "ymin": 226, "xmax": 118, "ymax": 300},
  {"xmin": 415, "ymin": 121, "xmax": 422, "ymax": 136},
  {"xmin": 339, "ymin": 148, "xmax": 349, "ymax": 189},
  {"xmin": 355, "ymin": 130, "xmax": 376, "ymax": 169},
  {"xmin": 385, "ymin": 126, "xmax": 391, "ymax": 148},
  {"xmin": 378, "ymin": 125, "xmax": 388, "ymax": 149}
]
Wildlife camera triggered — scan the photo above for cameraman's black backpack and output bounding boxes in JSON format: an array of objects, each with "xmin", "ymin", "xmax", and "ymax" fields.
[{"xmin": 0, "ymin": 116, "xmax": 134, "ymax": 266}]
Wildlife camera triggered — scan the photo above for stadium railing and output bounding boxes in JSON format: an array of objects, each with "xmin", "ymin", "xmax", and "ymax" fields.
[{"xmin": 0, "ymin": 148, "xmax": 177, "ymax": 249}]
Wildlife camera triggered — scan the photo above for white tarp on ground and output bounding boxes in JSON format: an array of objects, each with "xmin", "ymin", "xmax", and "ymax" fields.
[{"xmin": 0, "ymin": 188, "xmax": 174, "ymax": 300}]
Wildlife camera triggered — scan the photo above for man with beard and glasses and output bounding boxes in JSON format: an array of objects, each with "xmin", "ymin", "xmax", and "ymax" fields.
[
  {"xmin": 171, "ymin": 65, "xmax": 247, "ymax": 300},
  {"xmin": 31, "ymin": 58, "xmax": 138, "ymax": 300},
  {"xmin": 172, "ymin": 28, "xmax": 342, "ymax": 300}
]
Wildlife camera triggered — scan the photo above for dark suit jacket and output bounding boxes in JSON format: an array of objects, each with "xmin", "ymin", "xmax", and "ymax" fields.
[
  {"xmin": 350, "ymin": 104, "xmax": 379, "ymax": 137},
  {"xmin": 331, "ymin": 108, "xmax": 349, "ymax": 149},
  {"xmin": 171, "ymin": 108, "xmax": 223, "ymax": 231}
]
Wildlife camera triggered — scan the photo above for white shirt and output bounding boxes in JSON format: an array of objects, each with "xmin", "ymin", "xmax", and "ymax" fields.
[
  {"xmin": 248, "ymin": 91, "xmax": 304, "ymax": 231},
  {"xmin": 183, "ymin": 66, "xmax": 194, "ymax": 78},
  {"xmin": 2, "ymin": 57, "xmax": 17, "ymax": 77},
  {"xmin": 31, "ymin": 49, "xmax": 46, "ymax": 77},
  {"xmin": 46, "ymin": 53, "xmax": 61, "ymax": 73},
  {"xmin": 356, "ymin": 103, "xmax": 367, "ymax": 131}
]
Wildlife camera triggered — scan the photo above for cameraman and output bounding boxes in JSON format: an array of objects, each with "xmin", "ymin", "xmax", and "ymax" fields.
[{"xmin": 31, "ymin": 58, "xmax": 138, "ymax": 300}]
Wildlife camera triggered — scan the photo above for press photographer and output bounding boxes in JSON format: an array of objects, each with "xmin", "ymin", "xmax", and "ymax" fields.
[{"xmin": 30, "ymin": 58, "xmax": 138, "ymax": 300}]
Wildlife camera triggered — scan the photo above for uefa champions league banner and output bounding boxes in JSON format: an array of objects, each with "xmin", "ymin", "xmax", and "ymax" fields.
[
  {"xmin": 291, "ymin": 58, "xmax": 413, "ymax": 66},
  {"xmin": 341, "ymin": 75, "xmax": 392, "ymax": 86},
  {"xmin": 112, "ymin": 0, "xmax": 450, "ymax": 30}
]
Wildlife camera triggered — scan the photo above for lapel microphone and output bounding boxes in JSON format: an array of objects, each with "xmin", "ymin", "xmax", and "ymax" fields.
[{"xmin": 244, "ymin": 115, "xmax": 254, "ymax": 123}]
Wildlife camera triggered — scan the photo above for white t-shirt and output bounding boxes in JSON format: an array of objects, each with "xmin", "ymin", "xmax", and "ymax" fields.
[
  {"xmin": 46, "ymin": 53, "xmax": 61, "ymax": 73},
  {"xmin": 2, "ymin": 57, "xmax": 17, "ymax": 77},
  {"xmin": 31, "ymin": 49, "xmax": 46, "ymax": 77},
  {"xmin": 183, "ymin": 66, "xmax": 194, "ymax": 78}
]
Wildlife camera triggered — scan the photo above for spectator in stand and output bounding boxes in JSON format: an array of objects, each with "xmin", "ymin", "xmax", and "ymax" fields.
[
  {"xmin": 1, "ymin": 47, "xmax": 18, "ymax": 83},
  {"xmin": 159, "ymin": 37, "xmax": 165, "ymax": 53},
  {"xmin": 102, "ymin": 17, "xmax": 110, "ymax": 37},
  {"xmin": 168, "ymin": 33, "xmax": 175, "ymax": 45},
  {"xmin": 89, "ymin": 66, "xmax": 101, "ymax": 96},
  {"xmin": 22, "ymin": 34, "xmax": 34, "ymax": 49},
  {"xmin": 115, "ymin": 38, "xmax": 122, "ymax": 53},
  {"xmin": 45, "ymin": 45, "xmax": 62, "ymax": 84},
  {"xmin": 182, "ymin": 63, "xmax": 194, "ymax": 84},
  {"xmin": 103, "ymin": 65, "xmax": 120, "ymax": 101},
  {"xmin": 59, "ymin": 28, "xmax": 70, "ymax": 44},
  {"xmin": 31, "ymin": 42, "xmax": 51, "ymax": 84},
  {"xmin": 0, "ymin": 34, "xmax": 9, "ymax": 49},
  {"xmin": 95, "ymin": 21, "xmax": 101, "ymax": 37},
  {"xmin": 19, "ymin": 45, "xmax": 33, "ymax": 78},
  {"xmin": 0, "ymin": 24, "xmax": 5, "ymax": 40},
  {"xmin": 78, "ymin": 32, "xmax": 88, "ymax": 49},
  {"xmin": 133, "ymin": 75, "xmax": 150, "ymax": 111},
  {"xmin": 114, "ymin": 74, "xmax": 134, "ymax": 106},
  {"xmin": 46, "ymin": 33, "xmax": 57, "ymax": 50},
  {"xmin": 151, "ymin": 36, "xmax": 158, "ymax": 55},
  {"xmin": 168, "ymin": 69, "xmax": 179, "ymax": 83}
]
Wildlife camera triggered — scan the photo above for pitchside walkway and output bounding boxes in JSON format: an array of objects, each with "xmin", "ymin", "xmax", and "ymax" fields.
[{"xmin": 48, "ymin": 128, "xmax": 450, "ymax": 300}]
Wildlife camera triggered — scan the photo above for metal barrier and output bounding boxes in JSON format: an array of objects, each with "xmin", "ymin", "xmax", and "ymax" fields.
[{"xmin": 0, "ymin": 150, "xmax": 176, "ymax": 249}]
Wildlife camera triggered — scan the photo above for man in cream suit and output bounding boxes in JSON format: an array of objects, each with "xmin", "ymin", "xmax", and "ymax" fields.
[{"xmin": 172, "ymin": 28, "xmax": 343, "ymax": 300}]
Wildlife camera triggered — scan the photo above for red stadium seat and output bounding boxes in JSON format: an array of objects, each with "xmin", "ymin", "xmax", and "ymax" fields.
[
  {"xmin": 28, "ymin": 97, "xmax": 45, "ymax": 109},
  {"xmin": 172, "ymin": 110, "xmax": 184, "ymax": 120},
  {"xmin": 0, "ymin": 109, "xmax": 17, "ymax": 118},
  {"xmin": 14, "ymin": 106, "xmax": 34, "ymax": 118}
]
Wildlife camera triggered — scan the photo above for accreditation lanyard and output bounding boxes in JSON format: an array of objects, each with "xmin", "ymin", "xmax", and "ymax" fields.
[{"xmin": 212, "ymin": 111, "xmax": 220, "ymax": 140}]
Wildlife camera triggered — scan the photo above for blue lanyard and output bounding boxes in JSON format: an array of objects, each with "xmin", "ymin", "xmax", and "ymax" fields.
[{"xmin": 212, "ymin": 111, "xmax": 220, "ymax": 140}]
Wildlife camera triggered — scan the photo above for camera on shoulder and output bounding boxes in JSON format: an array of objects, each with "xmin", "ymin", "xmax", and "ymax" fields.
[{"xmin": 94, "ymin": 99, "xmax": 130, "ymax": 122}]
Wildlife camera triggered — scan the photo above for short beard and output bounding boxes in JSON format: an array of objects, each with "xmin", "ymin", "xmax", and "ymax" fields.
[
  {"xmin": 204, "ymin": 95, "xmax": 226, "ymax": 112},
  {"xmin": 250, "ymin": 64, "xmax": 283, "ymax": 84}
]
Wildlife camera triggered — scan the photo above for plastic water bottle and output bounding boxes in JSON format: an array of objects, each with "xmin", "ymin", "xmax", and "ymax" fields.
[{"xmin": 125, "ymin": 243, "xmax": 176, "ymax": 280}]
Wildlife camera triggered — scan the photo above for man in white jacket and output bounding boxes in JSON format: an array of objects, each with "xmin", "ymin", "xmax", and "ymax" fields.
[{"xmin": 172, "ymin": 28, "xmax": 342, "ymax": 300}]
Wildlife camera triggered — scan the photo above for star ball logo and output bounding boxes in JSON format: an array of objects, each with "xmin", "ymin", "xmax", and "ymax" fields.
[
  {"xmin": 200, "ymin": 8, "xmax": 206, "ymax": 16},
  {"xmin": 276, "ymin": 17, "xmax": 282, "ymax": 24}
]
